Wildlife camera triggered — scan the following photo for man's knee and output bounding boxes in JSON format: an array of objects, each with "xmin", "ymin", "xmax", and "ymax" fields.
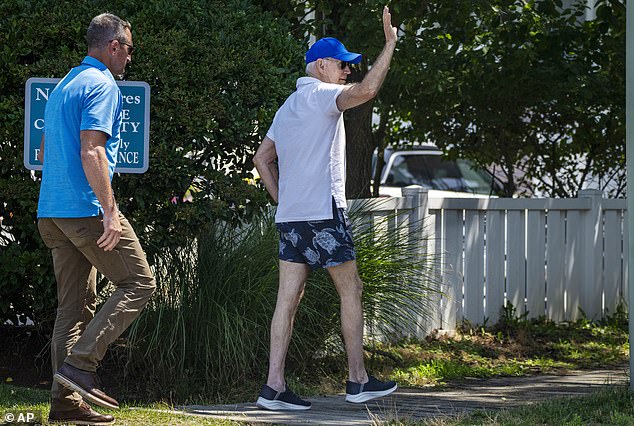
[
  {"xmin": 277, "ymin": 285, "xmax": 304, "ymax": 310},
  {"xmin": 350, "ymin": 277, "xmax": 363, "ymax": 298},
  {"xmin": 138, "ymin": 275, "xmax": 156, "ymax": 299},
  {"xmin": 337, "ymin": 273, "xmax": 363, "ymax": 300},
  {"xmin": 117, "ymin": 273, "xmax": 156, "ymax": 303}
]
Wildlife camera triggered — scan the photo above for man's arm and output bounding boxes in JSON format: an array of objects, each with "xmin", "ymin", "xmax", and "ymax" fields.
[
  {"xmin": 253, "ymin": 136, "xmax": 279, "ymax": 203},
  {"xmin": 336, "ymin": 6, "xmax": 398, "ymax": 112},
  {"xmin": 80, "ymin": 130, "xmax": 121, "ymax": 251}
]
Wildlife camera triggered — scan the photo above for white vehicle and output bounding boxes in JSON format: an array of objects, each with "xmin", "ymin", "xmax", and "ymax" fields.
[{"xmin": 373, "ymin": 146, "xmax": 500, "ymax": 198}]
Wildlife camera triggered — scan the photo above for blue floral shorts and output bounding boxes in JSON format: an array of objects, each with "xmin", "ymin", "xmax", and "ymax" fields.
[{"xmin": 276, "ymin": 200, "xmax": 356, "ymax": 270}]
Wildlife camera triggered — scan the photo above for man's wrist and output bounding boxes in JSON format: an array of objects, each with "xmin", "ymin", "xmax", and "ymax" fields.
[{"xmin": 102, "ymin": 200, "xmax": 119, "ymax": 216}]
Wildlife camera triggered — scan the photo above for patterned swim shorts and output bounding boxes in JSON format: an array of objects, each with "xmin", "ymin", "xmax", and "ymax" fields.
[{"xmin": 276, "ymin": 199, "xmax": 356, "ymax": 270}]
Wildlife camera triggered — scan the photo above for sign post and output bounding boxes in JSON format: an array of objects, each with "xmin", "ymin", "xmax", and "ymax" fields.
[{"xmin": 24, "ymin": 78, "xmax": 150, "ymax": 173}]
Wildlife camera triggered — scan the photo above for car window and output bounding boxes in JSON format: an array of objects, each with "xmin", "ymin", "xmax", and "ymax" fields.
[
  {"xmin": 456, "ymin": 160, "xmax": 495, "ymax": 195},
  {"xmin": 384, "ymin": 153, "xmax": 494, "ymax": 195}
]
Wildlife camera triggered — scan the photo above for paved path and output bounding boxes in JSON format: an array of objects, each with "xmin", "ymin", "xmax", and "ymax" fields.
[{"xmin": 165, "ymin": 368, "xmax": 628, "ymax": 425}]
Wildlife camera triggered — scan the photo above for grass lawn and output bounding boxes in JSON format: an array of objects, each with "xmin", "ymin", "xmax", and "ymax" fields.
[
  {"xmin": 360, "ymin": 313, "xmax": 629, "ymax": 389},
  {"xmin": 423, "ymin": 385, "xmax": 634, "ymax": 426}
]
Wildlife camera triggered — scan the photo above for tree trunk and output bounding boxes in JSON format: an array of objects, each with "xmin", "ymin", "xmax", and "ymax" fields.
[{"xmin": 344, "ymin": 100, "xmax": 374, "ymax": 199}]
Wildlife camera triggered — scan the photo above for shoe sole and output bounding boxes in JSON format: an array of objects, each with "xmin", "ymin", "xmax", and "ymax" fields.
[
  {"xmin": 256, "ymin": 397, "xmax": 311, "ymax": 411},
  {"xmin": 345, "ymin": 384, "xmax": 398, "ymax": 403},
  {"xmin": 53, "ymin": 373, "xmax": 119, "ymax": 410}
]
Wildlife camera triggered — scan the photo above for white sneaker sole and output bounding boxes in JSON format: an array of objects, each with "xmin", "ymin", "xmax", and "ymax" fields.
[
  {"xmin": 53, "ymin": 373, "xmax": 119, "ymax": 410},
  {"xmin": 256, "ymin": 397, "xmax": 311, "ymax": 411},
  {"xmin": 345, "ymin": 384, "xmax": 398, "ymax": 403}
]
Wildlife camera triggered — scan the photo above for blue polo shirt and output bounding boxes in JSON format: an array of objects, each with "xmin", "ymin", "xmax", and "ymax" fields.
[{"xmin": 38, "ymin": 56, "xmax": 122, "ymax": 218}]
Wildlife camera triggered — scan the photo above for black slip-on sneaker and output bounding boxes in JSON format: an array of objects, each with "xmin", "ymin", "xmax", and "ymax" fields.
[
  {"xmin": 256, "ymin": 384, "xmax": 312, "ymax": 411},
  {"xmin": 345, "ymin": 375, "xmax": 397, "ymax": 403}
]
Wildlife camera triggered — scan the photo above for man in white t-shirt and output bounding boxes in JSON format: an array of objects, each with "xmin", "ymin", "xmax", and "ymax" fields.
[{"xmin": 253, "ymin": 6, "xmax": 398, "ymax": 411}]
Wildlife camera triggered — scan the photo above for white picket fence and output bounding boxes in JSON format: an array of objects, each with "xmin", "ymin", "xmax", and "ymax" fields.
[{"xmin": 351, "ymin": 186, "xmax": 628, "ymax": 334}]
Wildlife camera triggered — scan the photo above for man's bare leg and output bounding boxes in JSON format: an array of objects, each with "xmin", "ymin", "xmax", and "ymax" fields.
[
  {"xmin": 328, "ymin": 259, "xmax": 398, "ymax": 403},
  {"xmin": 327, "ymin": 259, "xmax": 368, "ymax": 384},
  {"xmin": 266, "ymin": 260, "xmax": 311, "ymax": 391}
]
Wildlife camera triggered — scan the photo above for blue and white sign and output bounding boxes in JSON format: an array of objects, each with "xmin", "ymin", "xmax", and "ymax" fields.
[{"xmin": 24, "ymin": 77, "xmax": 150, "ymax": 173}]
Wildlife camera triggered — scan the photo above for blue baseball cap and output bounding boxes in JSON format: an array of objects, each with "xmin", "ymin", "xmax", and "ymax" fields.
[{"xmin": 305, "ymin": 37, "xmax": 362, "ymax": 65}]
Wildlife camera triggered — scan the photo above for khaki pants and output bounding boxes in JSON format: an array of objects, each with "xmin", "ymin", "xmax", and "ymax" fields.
[{"xmin": 38, "ymin": 214, "xmax": 156, "ymax": 411}]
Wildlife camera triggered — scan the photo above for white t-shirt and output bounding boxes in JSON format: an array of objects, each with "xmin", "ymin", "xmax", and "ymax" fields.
[{"xmin": 267, "ymin": 77, "xmax": 347, "ymax": 223}]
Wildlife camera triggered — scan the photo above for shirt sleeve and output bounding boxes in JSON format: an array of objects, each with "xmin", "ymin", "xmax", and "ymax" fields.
[
  {"xmin": 315, "ymin": 83, "xmax": 345, "ymax": 116},
  {"xmin": 80, "ymin": 81, "xmax": 121, "ymax": 138},
  {"xmin": 266, "ymin": 110, "xmax": 279, "ymax": 143}
]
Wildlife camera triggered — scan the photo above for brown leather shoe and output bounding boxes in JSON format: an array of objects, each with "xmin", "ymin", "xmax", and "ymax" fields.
[
  {"xmin": 48, "ymin": 401, "xmax": 115, "ymax": 425},
  {"xmin": 54, "ymin": 363, "xmax": 119, "ymax": 410}
]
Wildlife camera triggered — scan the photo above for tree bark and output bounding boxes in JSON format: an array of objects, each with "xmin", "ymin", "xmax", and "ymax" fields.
[{"xmin": 344, "ymin": 100, "xmax": 374, "ymax": 199}]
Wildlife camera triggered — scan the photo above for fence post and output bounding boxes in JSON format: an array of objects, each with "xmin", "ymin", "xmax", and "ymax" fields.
[
  {"xmin": 579, "ymin": 189, "xmax": 603, "ymax": 320},
  {"xmin": 401, "ymin": 185, "xmax": 436, "ymax": 336},
  {"xmin": 402, "ymin": 185, "xmax": 428, "ymax": 234}
]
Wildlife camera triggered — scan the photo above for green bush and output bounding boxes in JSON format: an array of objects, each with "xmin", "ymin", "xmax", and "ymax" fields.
[{"xmin": 0, "ymin": 0, "xmax": 304, "ymax": 327}]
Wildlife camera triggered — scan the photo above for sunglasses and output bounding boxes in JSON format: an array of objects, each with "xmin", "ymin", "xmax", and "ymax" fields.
[
  {"xmin": 324, "ymin": 58, "xmax": 352, "ymax": 70},
  {"xmin": 110, "ymin": 39, "xmax": 135, "ymax": 55}
]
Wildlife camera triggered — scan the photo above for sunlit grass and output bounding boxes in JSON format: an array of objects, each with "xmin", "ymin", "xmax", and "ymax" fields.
[
  {"xmin": 368, "ymin": 315, "xmax": 628, "ymax": 388},
  {"xmin": 422, "ymin": 386, "xmax": 634, "ymax": 426}
]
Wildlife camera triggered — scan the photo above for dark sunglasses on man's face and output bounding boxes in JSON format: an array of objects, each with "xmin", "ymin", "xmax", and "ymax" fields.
[
  {"xmin": 119, "ymin": 41, "xmax": 135, "ymax": 55},
  {"xmin": 110, "ymin": 39, "xmax": 135, "ymax": 55},
  {"xmin": 324, "ymin": 58, "xmax": 352, "ymax": 70}
]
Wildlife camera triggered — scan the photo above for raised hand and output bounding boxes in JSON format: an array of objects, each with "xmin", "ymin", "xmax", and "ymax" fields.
[{"xmin": 383, "ymin": 6, "xmax": 397, "ymax": 45}]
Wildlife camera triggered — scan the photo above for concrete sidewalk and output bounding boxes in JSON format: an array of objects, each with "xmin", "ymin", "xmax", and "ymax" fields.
[{"xmin": 165, "ymin": 368, "xmax": 628, "ymax": 425}]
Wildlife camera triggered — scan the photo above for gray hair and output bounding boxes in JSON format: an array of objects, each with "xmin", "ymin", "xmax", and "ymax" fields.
[
  {"xmin": 305, "ymin": 61, "xmax": 318, "ymax": 77},
  {"xmin": 86, "ymin": 13, "xmax": 131, "ymax": 50}
]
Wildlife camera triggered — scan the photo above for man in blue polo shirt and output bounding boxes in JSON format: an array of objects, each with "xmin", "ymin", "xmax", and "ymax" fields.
[
  {"xmin": 253, "ymin": 6, "xmax": 398, "ymax": 411},
  {"xmin": 37, "ymin": 13, "xmax": 155, "ymax": 425}
]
